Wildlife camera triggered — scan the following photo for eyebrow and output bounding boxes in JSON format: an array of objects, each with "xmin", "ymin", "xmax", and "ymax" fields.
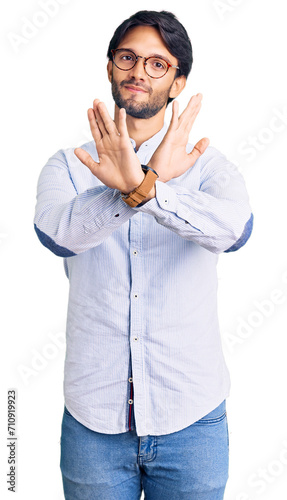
[{"xmin": 118, "ymin": 47, "xmax": 172, "ymax": 65}]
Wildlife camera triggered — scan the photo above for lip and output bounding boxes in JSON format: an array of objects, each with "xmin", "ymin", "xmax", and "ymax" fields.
[{"xmin": 124, "ymin": 85, "xmax": 148, "ymax": 94}]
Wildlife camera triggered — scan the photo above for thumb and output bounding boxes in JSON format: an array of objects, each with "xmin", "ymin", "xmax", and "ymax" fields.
[
  {"xmin": 188, "ymin": 137, "xmax": 210, "ymax": 164},
  {"xmin": 74, "ymin": 148, "xmax": 100, "ymax": 175}
]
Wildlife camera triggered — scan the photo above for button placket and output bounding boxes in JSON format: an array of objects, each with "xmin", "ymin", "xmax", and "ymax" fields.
[{"xmin": 128, "ymin": 215, "xmax": 146, "ymax": 431}]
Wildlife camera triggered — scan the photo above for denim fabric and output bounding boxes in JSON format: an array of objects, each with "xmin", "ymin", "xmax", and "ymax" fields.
[{"xmin": 60, "ymin": 399, "xmax": 229, "ymax": 499}]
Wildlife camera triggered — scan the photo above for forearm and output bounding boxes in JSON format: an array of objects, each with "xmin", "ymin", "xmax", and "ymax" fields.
[
  {"xmin": 34, "ymin": 186, "xmax": 135, "ymax": 256},
  {"xmin": 135, "ymin": 180, "xmax": 252, "ymax": 254},
  {"xmin": 34, "ymin": 148, "xmax": 135, "ymax": 256}
]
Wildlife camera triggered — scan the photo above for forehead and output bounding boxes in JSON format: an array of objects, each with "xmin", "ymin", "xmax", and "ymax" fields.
[{"xmin": 117, "ymin": 25, "xmax": 177, "ymax": 63}]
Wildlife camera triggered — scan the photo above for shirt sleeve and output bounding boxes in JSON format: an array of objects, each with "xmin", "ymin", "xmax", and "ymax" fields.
[
  {"xmin": 134, "ymin": 145, "xmax": 253, "ymax": 254},
  {"xmin": 33, "ymin": 149, "xmax": 135, "ymax": 256}
]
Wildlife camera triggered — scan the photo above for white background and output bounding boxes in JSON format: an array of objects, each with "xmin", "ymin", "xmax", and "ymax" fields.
[{"xmin": 1, "ymin": 0, "xmax": 287, "ymax": 499}]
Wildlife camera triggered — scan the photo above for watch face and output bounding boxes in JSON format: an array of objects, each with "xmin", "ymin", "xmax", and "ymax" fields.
[{"xmin": 141, "ymin": 165, "xmax": 158, "ymax": 177}]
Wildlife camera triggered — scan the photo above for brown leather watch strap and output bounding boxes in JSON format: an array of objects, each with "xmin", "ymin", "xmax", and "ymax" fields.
[{"xmin": 121, "ymin": 168, "xmax": 158, "ymax": 207}]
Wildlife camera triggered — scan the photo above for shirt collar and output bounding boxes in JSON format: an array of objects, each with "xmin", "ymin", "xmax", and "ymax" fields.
[{"xmin": 129, "ymin": 123, "xmax": 168, "ymax": 153}]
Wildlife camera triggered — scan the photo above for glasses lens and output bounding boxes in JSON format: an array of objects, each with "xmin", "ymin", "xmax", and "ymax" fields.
[
  {"xmin": 114, "ymin": 50, "xmax": 136, "ymax": 70},
  {"xmin": 145, "ymin": 57, "xmax": 168, "ymax": 78},
  {"xmin": 113, "ymin": 50, "xmax": 169, "ymax": 78}
]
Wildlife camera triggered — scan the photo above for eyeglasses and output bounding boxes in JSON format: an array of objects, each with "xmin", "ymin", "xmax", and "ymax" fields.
[{"xmin": 111, "ymin": 49, "xmax": 179, "ymax": 79}]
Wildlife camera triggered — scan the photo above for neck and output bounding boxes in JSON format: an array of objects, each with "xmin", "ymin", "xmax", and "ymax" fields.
[{"xmin": 114, "ymin": 105, "xmax": 166, "ymax": 150}]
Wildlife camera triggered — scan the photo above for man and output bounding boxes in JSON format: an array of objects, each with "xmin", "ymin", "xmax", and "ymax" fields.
[{"xmin": 34, "ymin": 10, "xmax": 253, "ymax": 500}]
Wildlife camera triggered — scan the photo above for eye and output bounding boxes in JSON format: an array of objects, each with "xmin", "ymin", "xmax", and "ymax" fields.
[
  {"xmin": 118, "ymin": 51, "xmax": 136, "ymax": 62},
  {"xmin": 149, "ymin": 58, "xmax": 168, "ymax": 71},
  {"xmin": 154, "ymin": 61, "xmax": 165, "ymax": 69},
  {"xmin": 121, "ymin": 54, "xmax": 134, "ymax": 61}
]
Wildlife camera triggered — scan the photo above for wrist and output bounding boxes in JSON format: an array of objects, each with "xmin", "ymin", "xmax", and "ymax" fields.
[
  {"xmin": 147, "ymin": 163, "xmax": 170, "ymax": 183},
  {"xmin": 121, "ymin": 172, "xmax": 145, "ymax": 195},
  {"xmin": 141, "ymin": 184, "xmax": 156, "ymax": 204},
  {"xmin": 121, "ymin": 165, "xmax": 158, "ymax": 207}
]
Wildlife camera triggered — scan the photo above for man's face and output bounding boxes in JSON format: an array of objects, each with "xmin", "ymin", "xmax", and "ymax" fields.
[{"xmin": 108, "ymin": 26, "xmax": 182, "ymax": 119}]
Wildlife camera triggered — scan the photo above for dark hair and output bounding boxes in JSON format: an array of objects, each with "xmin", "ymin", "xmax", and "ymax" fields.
[{"xmin": 107, "ymin": 10, "xmax": 193, "ymax": 105}]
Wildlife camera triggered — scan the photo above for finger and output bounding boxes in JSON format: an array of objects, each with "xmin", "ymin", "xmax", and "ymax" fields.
[
  {"xmin": 179, "ymin": 93, "xmax": 202, "ymax": 124},
  {"xmin": 96, "ymin": 101, "xmax": 118, "ymax": 136},
  {"xmin": 180, "ymin": 96, "xmax": 203, "ymax": 134},
  {"xmin": 169, "ymin": 100, "xmax": 179, "ymax": 131},
  {"xmin": 186, "ymin": 93, "xmax": 203, "ymax": 112},
  {"xmin": 87, "ymin": 108, "xmax": 102, "ymax": 143},
  {"xmin": 74, "ymin": 147, "xmax": 100, "ymax": 175},
  {"xmin": 188, "ymin": 137, "xmax": 210, "ymax": 165},
  {"xmin": 117, "ymin": 108, "xmax": 129, "ymax": 139},
  {"xmin": 93, "ymin": 98, "xmax": 100, "ymax": 109},
  {"xmin": 93, "ymin": 102, "xmax": 107, "ymax": 137},
  {"xmin": 92, "ymin": 98, "xmax": 102, "ymax": 118}
]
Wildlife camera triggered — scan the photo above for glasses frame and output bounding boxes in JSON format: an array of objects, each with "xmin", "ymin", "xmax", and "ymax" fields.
[{"xmin": 111, "ymin": 49, "xmax": 180, "ymax": 79}]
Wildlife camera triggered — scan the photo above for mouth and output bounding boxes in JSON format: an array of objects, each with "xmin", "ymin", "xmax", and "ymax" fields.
[{"xmin": 124, "ymin": 85, "xmax": 148, "ymax": 94}]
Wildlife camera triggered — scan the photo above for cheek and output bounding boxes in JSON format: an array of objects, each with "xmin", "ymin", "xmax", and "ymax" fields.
[
  {"xmin": 152, "ymin": 81, "xmax": 174, "ymax": 97},
  {"xmin": 153, "ymin": 73, "xmax": 175, "ymax": 91}
]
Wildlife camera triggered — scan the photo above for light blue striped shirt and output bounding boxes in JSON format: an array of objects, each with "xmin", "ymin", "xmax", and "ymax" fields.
[{"xmin": 34, "ymin": 124, "xmax": 253, "ymax": 436}]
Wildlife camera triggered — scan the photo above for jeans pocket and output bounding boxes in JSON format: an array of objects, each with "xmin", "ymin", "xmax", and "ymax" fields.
[{"xmin": 195, "ymin": 400, "xmax": 226, "ymax": 425}]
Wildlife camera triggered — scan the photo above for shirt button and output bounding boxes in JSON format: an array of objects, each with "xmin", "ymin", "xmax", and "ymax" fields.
[
  {"xmin": 164, "ymin": 199, "xmax": 168, "ymax": 204},
  {"xmin": 128, "ymin": 377, "xmax": 133, "ymax": 383},
  {"xmin": 134, "ymin": 293, "xmax": 138, "ymax": 299},
  {"xmin": 128, "ymin": 399, "xmax": 133, "ymax": 405},
  {"xmin": 133, "ymin": 250, "xmax": 138, "ymax": 256},
  {"xmin": 133, "ymin": 337, "xmax": 138, "ymax": 342}
]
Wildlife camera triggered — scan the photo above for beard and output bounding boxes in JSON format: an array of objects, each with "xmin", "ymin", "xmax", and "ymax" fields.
[{"xmin": 111, "ymin": 75, "xmax": 171, "ymax": 119}]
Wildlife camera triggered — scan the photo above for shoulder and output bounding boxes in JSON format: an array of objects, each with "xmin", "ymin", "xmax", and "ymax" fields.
[
  {"xmin": 187, "ymin": 142, "xmax": 240, "ymax": 180},
  {"xmin": 61, "ymin": 140, "xmax": 98, "ymax": 164},
  {"xmin": 42, "ymin": 140, "xmax": 98, "ymax": 173}
]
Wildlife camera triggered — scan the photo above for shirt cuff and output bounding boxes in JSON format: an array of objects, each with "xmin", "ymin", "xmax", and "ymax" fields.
[{"xmin": 134, "ymin": 180, "xmax": 178, "ymax": 212}]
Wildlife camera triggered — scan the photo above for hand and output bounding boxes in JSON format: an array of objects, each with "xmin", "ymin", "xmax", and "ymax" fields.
[
  {"xmin": 148, "ymin": 94, "xmax": 210, "ymax": 183},
  {"xmin": 74, "ymin": 99, "xmax": 144, "ymax": 194}
]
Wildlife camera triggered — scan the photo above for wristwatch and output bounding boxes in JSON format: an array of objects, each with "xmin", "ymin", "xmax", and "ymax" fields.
[{"xmin": 121, "ymin": 165, "xmax": 158, "ymax": 207}]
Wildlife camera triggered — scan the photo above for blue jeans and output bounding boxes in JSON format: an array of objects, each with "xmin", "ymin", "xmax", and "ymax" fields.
[{"xmin": 60, "ymin": 400, "xmax": 229, "ymax": 499}]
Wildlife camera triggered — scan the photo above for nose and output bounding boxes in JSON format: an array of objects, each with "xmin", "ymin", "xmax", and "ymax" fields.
[{"xmin": 128, "ymin": 56, "xmax": 147, "ymax": 80}]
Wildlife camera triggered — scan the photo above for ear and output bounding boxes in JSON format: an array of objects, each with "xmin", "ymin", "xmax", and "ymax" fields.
[
  {"xmin": 169, "ymin": 75, "xmax": 186, "ymax": 99},
  {"xmin": 107, "ymin": 60, "xmax": 113, "ymax": 83}
]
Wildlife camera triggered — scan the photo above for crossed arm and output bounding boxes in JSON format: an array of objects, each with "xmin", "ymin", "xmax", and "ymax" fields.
[
  {"xmin": 73, "ymin": 95, "xmax": 210, "ymax": 201},
  {"xmin": 34, "ymin": 95, "xmax": 253, "ymax": 256}
]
